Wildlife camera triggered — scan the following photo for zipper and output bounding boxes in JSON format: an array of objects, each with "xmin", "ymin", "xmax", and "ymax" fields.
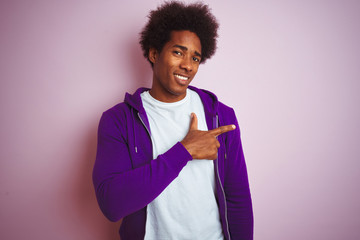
[
  {"xmin": 136, "ymin": 112, "xmax": 152, "ymax": 155},
  {"xmin": 137, "ymin": 112, "xmax": 151, "ymax": 137},
  {"xmin": 215, "ymin": 114, "xmax": 231, "ymax": 240}
]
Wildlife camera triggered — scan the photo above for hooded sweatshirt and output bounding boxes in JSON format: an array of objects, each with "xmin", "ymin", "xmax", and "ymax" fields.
[{"xmin": 92, "ymin": 86, "xmax": 253, "ymax": 240}]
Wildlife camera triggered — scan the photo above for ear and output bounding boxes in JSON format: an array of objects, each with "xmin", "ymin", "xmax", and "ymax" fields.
[{"xmin": 148, "ymin": 48, "xmax": 157, "ymax": 64}]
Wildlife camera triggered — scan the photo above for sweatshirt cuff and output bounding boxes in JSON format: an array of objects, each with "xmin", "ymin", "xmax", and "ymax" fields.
[{"xmin": 161, "ymin": 142, "xmax": 193, "ymax": 172}]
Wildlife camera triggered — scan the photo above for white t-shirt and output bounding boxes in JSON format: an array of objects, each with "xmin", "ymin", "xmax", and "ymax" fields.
[{"xmin": 141, "ymin": 89, "xmax": 224, "ymax": 240}]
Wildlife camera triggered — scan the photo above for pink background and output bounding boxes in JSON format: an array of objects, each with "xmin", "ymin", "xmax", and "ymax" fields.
[{"xmin": 1, "ymin": 0, "xmax": 359, "ymax": 239}]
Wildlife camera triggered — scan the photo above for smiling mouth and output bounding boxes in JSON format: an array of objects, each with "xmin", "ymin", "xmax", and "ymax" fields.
[{"xmin": 174, "ymin": 74, "xmax": 190, "ymax": 81}]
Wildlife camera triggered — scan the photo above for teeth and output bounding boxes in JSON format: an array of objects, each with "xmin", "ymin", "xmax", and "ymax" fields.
[{"xmin": 174, "ymin": 74, "xmax": 189, "ymax": 80}]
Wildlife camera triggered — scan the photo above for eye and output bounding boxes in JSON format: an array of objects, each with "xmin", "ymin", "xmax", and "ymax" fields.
[
  {"xmin": 173, "ymin": 50, "xmax": 182, "ymax": 56},
  {"xmin": 193, "ymin": 57, "xmax": 200, "ymax": 62}
]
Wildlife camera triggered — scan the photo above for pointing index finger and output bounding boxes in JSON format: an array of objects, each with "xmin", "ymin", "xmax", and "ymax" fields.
[{"xmin": 210, "ymin": 124, "xmax": 236, "ymax": 137}]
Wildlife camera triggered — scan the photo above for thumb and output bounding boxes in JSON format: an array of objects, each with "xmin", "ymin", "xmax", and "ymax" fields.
[{"xmin": 189, "ymin": 112, "xmax": 198, "ymax": 131}]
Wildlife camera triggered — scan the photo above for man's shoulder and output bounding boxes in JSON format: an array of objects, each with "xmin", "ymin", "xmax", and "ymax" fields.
[
  {"xmin": 217, "ymin": 101, "xmax": 237, "ymax": 122},
  {"xmin": 217, "ymin": 101, "xmax": 234, "ymax": 112},
  {"xmin": 104, "ymin": 101, "xmax": 128, "ymax": 113},
  {"xmin": 100, "ymin": 101, "xmax": 131, "ymax": 124},
  {"xmin": 190, "ymin": 86, "xmax": 234, "ymax": 111}
]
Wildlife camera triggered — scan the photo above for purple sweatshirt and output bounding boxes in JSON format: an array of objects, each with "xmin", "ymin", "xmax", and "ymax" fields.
[{"xmin": 92, "ymin": 86, "xmax": 253, "ymax": 239}]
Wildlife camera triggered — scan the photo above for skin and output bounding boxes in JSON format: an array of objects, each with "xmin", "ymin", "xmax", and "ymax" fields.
[
  {"xmin": 181, "ymin": 113, "xmax": 236, "ymax": 160},
  {"xmin": 149, "ymin": 30, "xmax": 202, "ymax": 103},
  {"xmin": 148, "ymin": 30, "xmax": 235, "ymax": 160}
]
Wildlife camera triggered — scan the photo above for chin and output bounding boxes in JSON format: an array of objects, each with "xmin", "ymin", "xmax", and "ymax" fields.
[{"xmin": 169, "ymin": 85, "xmax": 188, "ymax": 96}]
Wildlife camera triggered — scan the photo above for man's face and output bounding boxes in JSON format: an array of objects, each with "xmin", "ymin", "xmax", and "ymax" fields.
[{"xmin": 149, "ymin": 30, "xmax": 202, "ymax": 102}]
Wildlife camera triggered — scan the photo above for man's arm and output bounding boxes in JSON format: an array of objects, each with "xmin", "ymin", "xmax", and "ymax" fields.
[
  {"xmin": 92, "ymin": 111, "xmax": 235, "ymax": 222},
  {"xmin": 92, "ymin": 112, "xmax": 192, "ymax": 222}
]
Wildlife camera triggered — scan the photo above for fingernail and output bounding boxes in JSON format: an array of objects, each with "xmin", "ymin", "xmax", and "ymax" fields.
[{"xmin": 232, "ymin": 124, "xmax": 236, "ymax": 129}]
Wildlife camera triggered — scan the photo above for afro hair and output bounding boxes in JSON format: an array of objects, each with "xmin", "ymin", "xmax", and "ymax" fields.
[{"xmin": 139, "ymin": 1, "xmax": 219, "ymax": 66}]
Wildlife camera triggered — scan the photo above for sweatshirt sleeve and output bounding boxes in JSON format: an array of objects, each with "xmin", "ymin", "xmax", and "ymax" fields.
[
  {"xmin": 92, "ymin": 111, "xmax": 192, "ymax": 222},
  {"xmin": 224, "ymin": 108, "xmax": 254, "ymax": 239}
]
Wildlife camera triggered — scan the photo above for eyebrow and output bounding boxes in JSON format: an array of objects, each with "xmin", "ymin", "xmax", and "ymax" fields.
[{"xmin": 173, "ymin": 44, "xmax": 202, "ymax": 58}]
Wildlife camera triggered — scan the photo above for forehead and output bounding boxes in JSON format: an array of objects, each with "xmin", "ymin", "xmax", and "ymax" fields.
[{"xmin": 165, "ymin": 30, "xmax": 202, "ymax": 53}]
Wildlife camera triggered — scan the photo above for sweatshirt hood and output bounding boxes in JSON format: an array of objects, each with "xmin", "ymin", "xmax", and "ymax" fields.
[
  {"xmin": 124, "ymin": 87, "xmax": 150, "ymax": 113},
  {"xmin": 124, "ymin": 86, "xmax": 219, "ymax": 116},
  {"xmin": 188, "ymin": 85, "xmax": 219, "ymax": 117}
]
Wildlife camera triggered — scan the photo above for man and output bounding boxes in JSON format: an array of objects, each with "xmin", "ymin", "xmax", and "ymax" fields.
[{"xmin": 93, "ymin": 1, "xmax": 253, "ymax": 239}]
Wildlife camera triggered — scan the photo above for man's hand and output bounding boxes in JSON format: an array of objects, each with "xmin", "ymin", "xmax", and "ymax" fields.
[{"xmin": 181, "ymin": 113, "xmax": 236, "ymax": 160}]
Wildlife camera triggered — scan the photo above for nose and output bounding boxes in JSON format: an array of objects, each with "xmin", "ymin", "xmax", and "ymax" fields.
[{"xmin": 180, "ymin": 57, "xmax": 193, "ymax": 72}]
